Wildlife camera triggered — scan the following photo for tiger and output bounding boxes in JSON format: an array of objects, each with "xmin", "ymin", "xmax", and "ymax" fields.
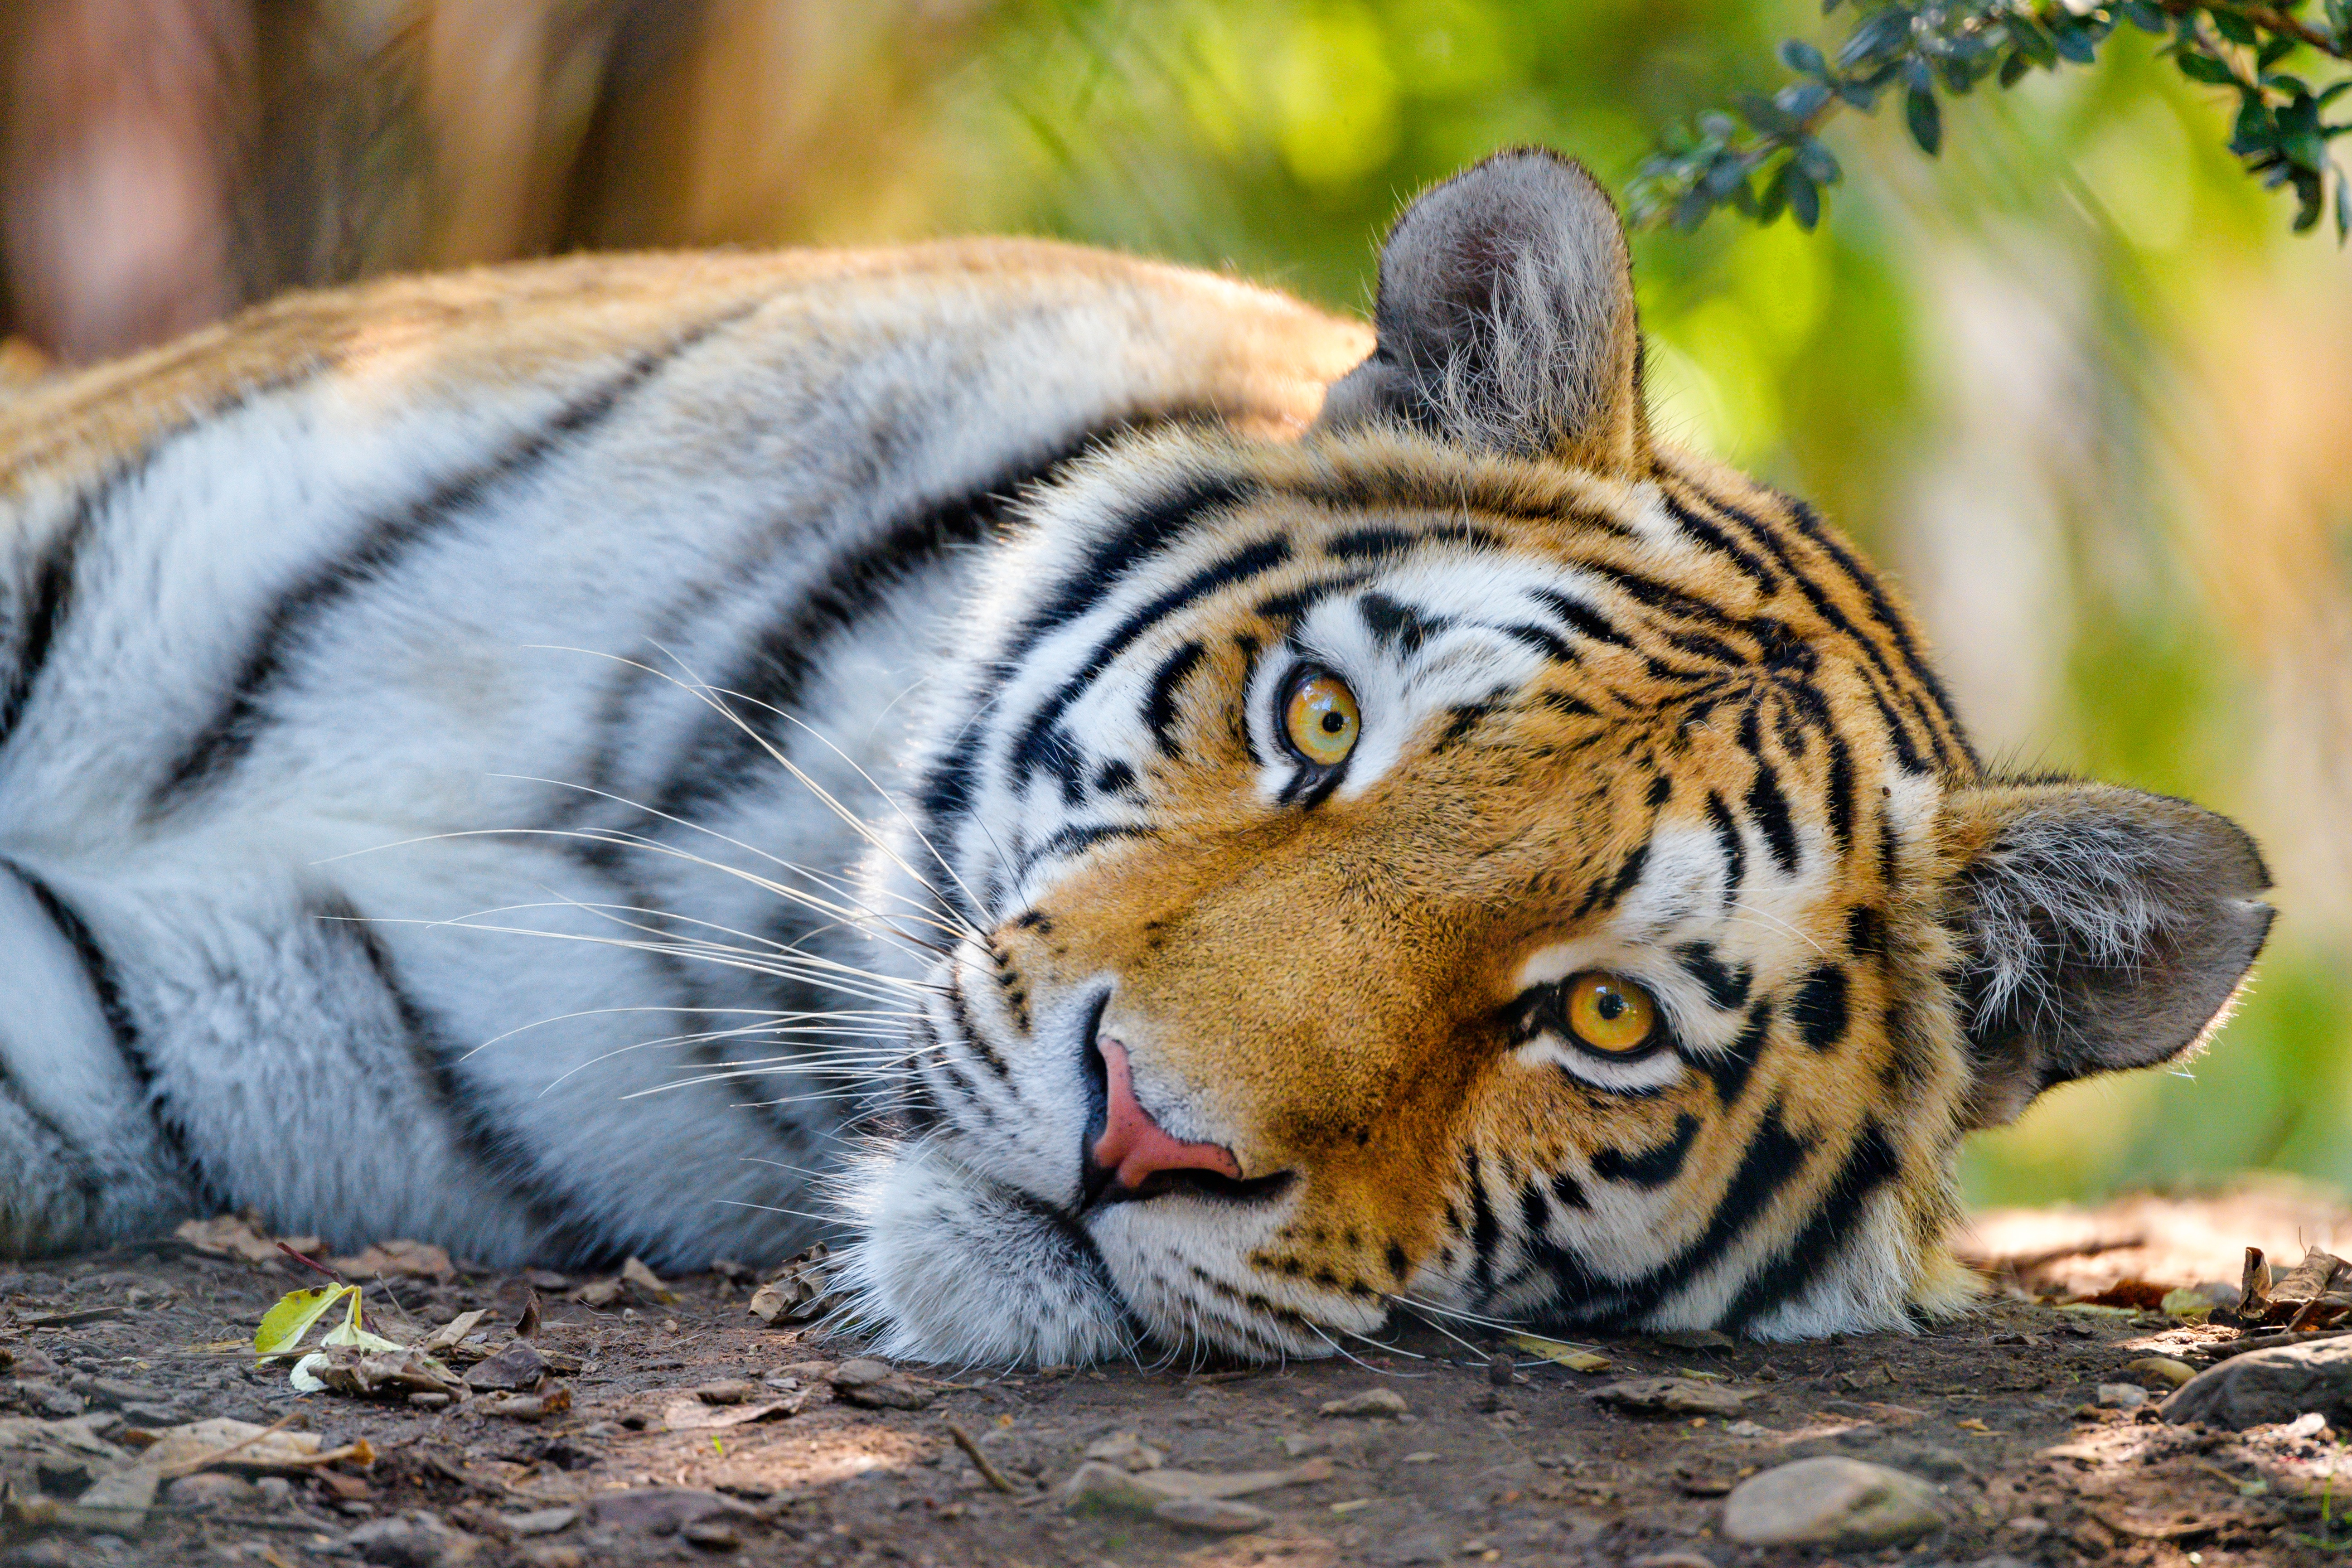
[{"xmin": 0, "ymin": 149, "xmax": 2270, "ymax": 1367}]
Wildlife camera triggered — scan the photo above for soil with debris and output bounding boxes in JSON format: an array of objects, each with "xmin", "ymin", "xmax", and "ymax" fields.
[{"xmin": 3, "ymin": 1191, "xmax": 2349, "ymax": 1568}]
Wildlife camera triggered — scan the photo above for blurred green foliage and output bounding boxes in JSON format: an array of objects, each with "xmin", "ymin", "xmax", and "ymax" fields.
[
  {"xmin": 919, "ymin": 0, "xmax": 2352, "ymax": 1207},
  {"xmin": 1631, "ymin": 1, "xmax": 2352, "ymax": 240}
]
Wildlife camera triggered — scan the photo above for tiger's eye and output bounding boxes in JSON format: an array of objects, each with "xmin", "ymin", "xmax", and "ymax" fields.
[
  {"xmin": 1564, "ymin": 973, "xmax": 1658, "ymax": 1054},
  {"xmin": 1282, "ymin": 671, "xmax": 1360, "ymax": 768}
]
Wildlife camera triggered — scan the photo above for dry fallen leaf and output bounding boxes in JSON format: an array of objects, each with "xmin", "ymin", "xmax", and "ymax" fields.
[
  {"xmin": 1510, "ymin": 1333, "xmax": 1613, "ymax": 1373},
  {"xmin": 327, "ymin": 1240, "xmax": 455, "ymax": 1281},
  {"xmin": 174, "ymin": 1214, "xmax": 322, "ymax": 1268}
]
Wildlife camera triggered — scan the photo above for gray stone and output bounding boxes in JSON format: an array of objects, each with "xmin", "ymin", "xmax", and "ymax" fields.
[
  {"xmin": 163, "ymin": 1471, "xmax": 256, "ymax": 1510},
  {"xmin": 343, "ymin": 1518, "xmax": 445, "ymax": 1568},
  {"xmin": 1153, "ymin": 1496, "xmax": 1269, "ymax": 1533},
  {"xmin": 2096, "ymin": 1383, "xmax": 2149, "ymax": 1409},
  {"xmin": 584, "ymin": 1488, "xmax": 749, "ymax": 1535},
  {"xmin": 2162, "ymin": 1337, "xmax": 2352, "ymax": 1430},
  {"xmin": 503, "ymin": 1506, "xmax": 579, "ymax": 1537},
  {"xmin": 1720, "ymin": 1456, "xmax": 1945, "ymax": 1549}
]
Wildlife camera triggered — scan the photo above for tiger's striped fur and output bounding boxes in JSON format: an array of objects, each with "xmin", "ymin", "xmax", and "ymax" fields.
[{"xmin": 0, "ymin": 151, "xmax": 2270, "ymax": 1365}]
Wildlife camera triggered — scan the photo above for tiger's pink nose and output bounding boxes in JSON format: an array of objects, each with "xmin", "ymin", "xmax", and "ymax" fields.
[{"xmin": 1091, "ymin": 1038, "xmax": 1242, "ymax": 1191}]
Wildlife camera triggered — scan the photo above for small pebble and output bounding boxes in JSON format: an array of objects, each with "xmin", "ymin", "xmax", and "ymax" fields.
[
  {"xmin": 1319, "ymin": 1389, "xmax": 1408, "ymax": 1419},
  {"xmin": 1402, "ymin": 1451, "xmax": 1437, "ymax": 1464},
  {"xmin": 164, "ymin": 1472, "xmax": 256, "ymax": 1510},
  {"xmin": 2096, "ymin": 1383, "xmax": 2149, "ymax": 1410}
]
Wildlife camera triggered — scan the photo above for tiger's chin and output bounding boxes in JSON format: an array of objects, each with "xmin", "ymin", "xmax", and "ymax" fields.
[
  {"xmin": 833, "ymin": 1143, "xmax": 1137, "ymax": 1368},
  {"xmin": 835, "ymin": 1140, "xmax": 1373, "ymax": 1367}
]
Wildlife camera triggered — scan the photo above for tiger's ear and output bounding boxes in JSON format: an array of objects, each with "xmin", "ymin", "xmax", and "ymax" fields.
[
  {"xmin": 1940, "ymin": 781, "xmax": 2274, "ymax": 1130},
  {"xmin": 1315, "ymin": 146, "xmax": 1649, "ymax": 474}
]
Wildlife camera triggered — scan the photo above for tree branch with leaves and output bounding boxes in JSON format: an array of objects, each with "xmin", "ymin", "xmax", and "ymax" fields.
[{"xmin": 1629, "ymin": 1, "xmax": 2352, "ymax": 239}]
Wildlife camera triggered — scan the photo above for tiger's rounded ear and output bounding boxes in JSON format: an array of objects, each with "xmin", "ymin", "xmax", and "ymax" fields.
[
  {"xmin": 1315, "ymin": 146, "xmax": 1649, "ymax": 475},
  {"xmin": 1940, "ymin": 781, "xmax": 2274, "ymax": 1130}
]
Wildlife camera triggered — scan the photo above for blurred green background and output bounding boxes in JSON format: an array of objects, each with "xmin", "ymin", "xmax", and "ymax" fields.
[{"xmin": 5, "ymin": 0, "xmax": 2345, "ymax": 1209}]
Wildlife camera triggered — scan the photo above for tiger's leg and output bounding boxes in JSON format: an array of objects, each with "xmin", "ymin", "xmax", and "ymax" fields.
[{"xmin": 0, "ymin": 861, "xmax": 194, "ymax": 1253}]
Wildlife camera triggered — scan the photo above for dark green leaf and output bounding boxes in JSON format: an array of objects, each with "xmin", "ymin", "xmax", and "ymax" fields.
[
  {"xmin": 1738, "ymin": 92, "xmax": 1798, "ymax": 136},
  {"xmin": 2175, "ymin": 49, "xmax": 2241, "ymax": 84},
  {"xmin": 1906, "ymin": 83, "xmax": 1942, "ymax": 154},
  {"xmin": 1834, "ymin": 78, "xmax": 1882, "ymax": 110},
  {"xmin": 2319, "ymin": 80, "xmax": 2352, "ymax": 108},
  {"xmin": 1794, "ymin": 135, "xmax": 1842, "ymax": 184},
  {"xmin": 1838, "ymin": 8, "xmax": 1913, "ymax": 70},
  {"xmin": 1704, "ymin": 150, "xmax": 1754, "ymax": 198},
  {"xmin": 2050, "ymin": 21, "xmax": 2097, "ymax": 65},
  {"xmin": 1998, "ymin": 50, "xmax": 2031, "ymax": 87},
  {"xmin": 1780, "ymin": 38, "xmax": 1829, "ymax": 78},
  {"xmin": 2258, "ymin": 37, "xmax": 2297, "ymax": 70},
  {"xmin": 1788, "ymin": 164, "xmax": 1821, "ymax": 229},
  {"xmin": 1759, "ymin": 160, "xmax": 1791, "ymax": 224},
  {"xmin": 1699, "ymin": 111, "xmax": 1740, "ymax": 142},
  {"xmin": 2211, "ymin": 10, "xmax": 2257, "ymax": 45},
  {"xmin": 2008, "ymin": 15, "xmax": 2057, "ymax": 68},
  {"xmin": 1674, "ymin": 184, "xmax": 1714, "ymax": 232},
  {"xmin": 2121, "ymin": 1, "xmax": 2168, "ymax": 34},
  {"xmin": 1779, "ymin": 81, "xmax": 1832, "ymax": 121},
  {"xmin": 2335, "ymin": 167, "xmax": 2350, "ymax": 241}
]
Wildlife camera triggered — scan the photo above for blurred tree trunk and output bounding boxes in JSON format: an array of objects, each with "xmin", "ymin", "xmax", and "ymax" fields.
[
  {"xmin": 0, "ymin": 0, "xmax": 988, "ymax": 368},
  {"xmin": 1, "ymin": 0, "xmax": 252, "ymax": 364}
]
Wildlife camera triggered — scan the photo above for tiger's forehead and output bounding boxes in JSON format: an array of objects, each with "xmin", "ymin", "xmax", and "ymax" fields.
[{"xmin": 932, "ymin": 427, "xmax": 1974, "ymax": 919}]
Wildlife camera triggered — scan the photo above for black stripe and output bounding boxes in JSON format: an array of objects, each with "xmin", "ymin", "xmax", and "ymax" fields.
[
  {"xmin": 1705, "ymin": 790, "xmax": 1747, "ymax": 904},
  {"xmin": 1824, "ymin": 729, "xmax": 1857, "ymax": 857},
  {"xmin": 153, "ymin": 327, "xmax": 732, "ymax": 809},
  {"xmin": 1464, "ymin": 1151, "xmax": 1502, "ymax": 1302},
  {"xmin": 1360, "ymin": 592, "xmax": 1448, "ymax": 654},
  {"xmin": 1531, "ymin": 588, "xmax": 1631, "ymax": 648},
  {"xmin": 640, "ymin": 421, "xmax": 1136, "ymax": 828},
  {"xmin": 998, "ymin": 474, "xmax": 1260, "ymax": 672},
  {"xmin": 331, "ymin": 897, "xmax": 607, "ymax": 1261},
  {"xmin": 1573, "ymin": 839, "xmax": 1650, "ymax": 922},
  {"xmin": 1145, "ymin": 641, "xmax": 1205, "ymax": 756},
  {"xmin": 1674, "ymin": 941, "xmax": 1753, "ymax": 1012},
  {"xmin": 1783, "ymin": 498, "xmax": 1979, "ymax": 772},
  {"xmin": 943, "ymin": 964, "xmax": 1008, "ymax": 1082},
  {"xmin": 1744, "ymin": 757, "xmax": 1800, "ymax": 878},
  {"xmin": 1664, "ymin": 473, "xmax": 1965, "ymax": 777},
  {"xmin": 1721, "ymin": 1118, "xmax": 1902, "ymax": 1330},
  {"xmin": 1522, "ymin": 1096, "xmax": 1815, "ymax": 1327},
  {"xmin": 1498, "ymin": 621, "xmax": 1578, "ymax": 665},
  {"xmin": 1791, "ymin": 964, "xmax": 1851, "ymax": 1051},
  {"xmin": 1013, "ymin": 821, "xmax": 1157, "ymax": 880},
  {"xmin": 1658, "ymin": 492, "xmax": 1780, "ymax": 595},
  {"xmin": 1590, "ymin": 1112, "xmax": 1700, "ymax": 1188},
  {"xmin": 0, "ymin": 363, "xmax": 326, "ymax": 755},
  {"xmin": 1695, "ymin": 997, "xmax": 1772, "ymax": 1110},
  {"xmin": 8, "ymin": 863, "xmax": 203, "ymax": 1199},
  {"xmin": 1006, "ymin": 537, "xmax": 1292, "ymax": 793}
]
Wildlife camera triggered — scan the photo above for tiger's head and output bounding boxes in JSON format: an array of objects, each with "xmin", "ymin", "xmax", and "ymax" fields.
[{"xmin": 838, "ymin": 149, "xmax": 2271, "ymax": 1365}]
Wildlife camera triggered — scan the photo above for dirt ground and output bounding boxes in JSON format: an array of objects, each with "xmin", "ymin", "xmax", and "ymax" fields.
[{"xmin": 4, "ymin": 1187, "xmax": 2349, "ymax": 1568}]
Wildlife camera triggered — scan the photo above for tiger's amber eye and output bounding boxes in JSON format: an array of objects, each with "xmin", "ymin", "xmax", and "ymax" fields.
[
  {"xmin": 1282, "ymin": 671, "xmax": 1360, "ymax": 768},
  {"xmin": 1565, "ymin": 973, "xmax": 1658, "ymax": 1054}
]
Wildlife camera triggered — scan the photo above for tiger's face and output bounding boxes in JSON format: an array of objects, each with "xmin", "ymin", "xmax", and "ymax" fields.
[{"xmin": 839, "ymin": 150, "xmax": 2271, "ymax": 1365}]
